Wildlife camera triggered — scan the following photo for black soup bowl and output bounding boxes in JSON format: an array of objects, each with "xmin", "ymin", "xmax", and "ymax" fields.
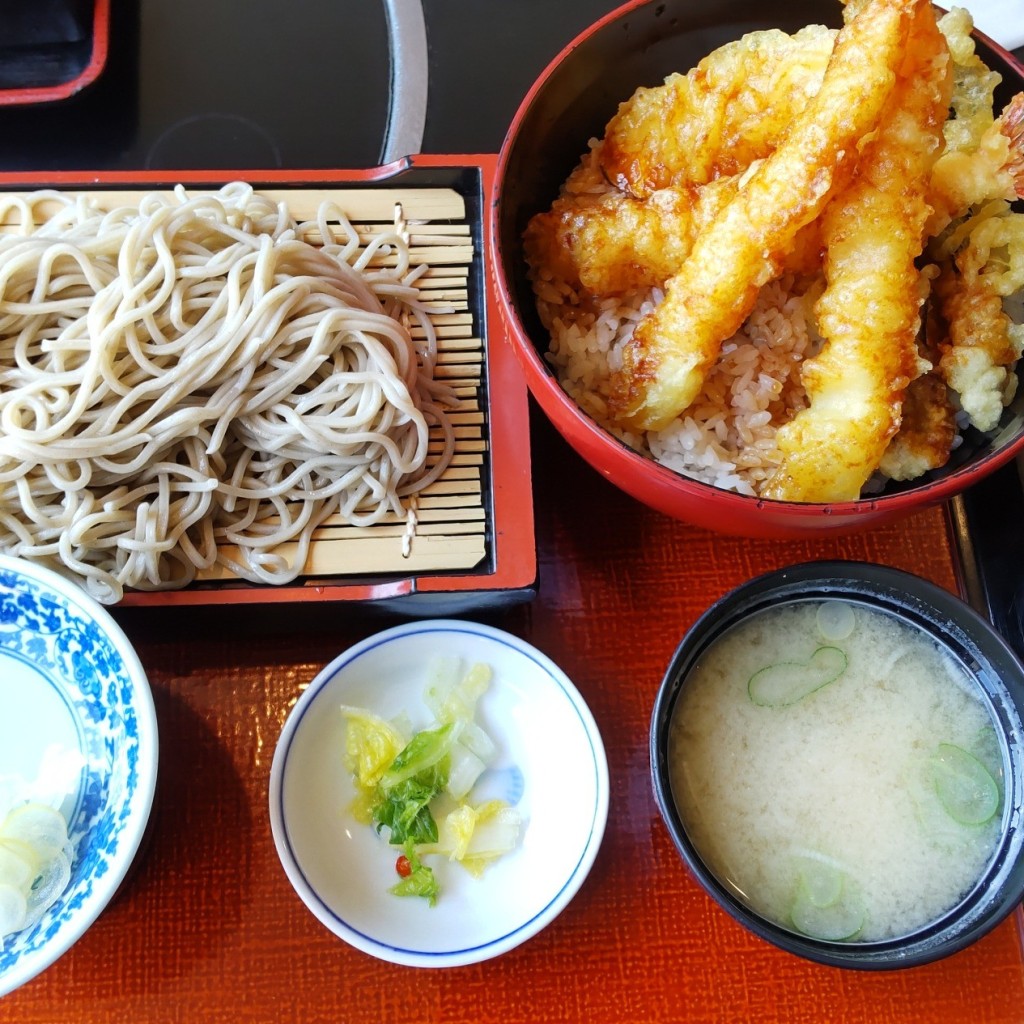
[{"xmin": 650, "ymin": 561, "xmax": 1024, "ymax": 969}]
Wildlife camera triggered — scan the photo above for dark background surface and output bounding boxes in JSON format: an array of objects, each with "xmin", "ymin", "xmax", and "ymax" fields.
[
  {"xmin": 0, "ymin": 0, "xmax": 1014, "ymax": 171},
  {"xmin": 0, "ymin": 0, "xmax": 621, "ymax": 171},
  {"xmin": 0, "ymin": 0, "xmax": 1021, "ymax": 656}
]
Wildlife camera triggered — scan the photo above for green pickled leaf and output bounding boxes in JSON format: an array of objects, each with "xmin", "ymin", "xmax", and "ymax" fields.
[
  {"xmin": 380, "ymin": 723, "xmax": 457, "ymax": 790},
  {"xmin": 340, "ymin": 662, "xmax": 522, "ymax": 909},
  {"xmin": 931, "ymin": 743, "xmax": 1000, "ymax": 826},
  {"xmin": 748, "ymin": 646, "xmax": 847, "ymax": 707},
  {"xmin": 339, "ymin": 706, "xmax": 406, "ymax": 789},
  {"xmin": 389, "ymin": 868, "xmax": 439, "ymax": 906},
  {"xmin": 372, "ymin": 761, "xmax": 449, "ymax": 845},
  {"xmin": 389, "ymin": 841, "xmax": 440, "ymax": 906}
]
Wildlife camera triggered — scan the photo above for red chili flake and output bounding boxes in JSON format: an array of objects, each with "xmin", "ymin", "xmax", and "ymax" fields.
[{"xmin": 395, "ymin": 855, "xmax": 412, "ymax": 878}]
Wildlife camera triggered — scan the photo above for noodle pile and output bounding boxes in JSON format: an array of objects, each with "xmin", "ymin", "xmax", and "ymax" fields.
[{"xmin": 0, "ymin": 182, "xmax": 456, "ymax": 603}]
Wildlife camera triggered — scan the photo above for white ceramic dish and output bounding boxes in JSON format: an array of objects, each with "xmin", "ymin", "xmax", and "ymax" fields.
[
  {"xmin": 269, "ymin": 619, "xmax": 609, "ymax": 967},
  {"xmin": 0, "ymin": 554, "xmax": 158, "ymax": 996},
  {"xmin": 968, "ymin": 0, "xmax": 1024, "ymax": 50}
]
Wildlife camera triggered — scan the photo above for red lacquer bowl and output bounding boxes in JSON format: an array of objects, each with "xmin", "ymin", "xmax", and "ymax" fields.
[{"xmin": 489, "ymin": 0, "xmax": 1024, "ymax": 539}]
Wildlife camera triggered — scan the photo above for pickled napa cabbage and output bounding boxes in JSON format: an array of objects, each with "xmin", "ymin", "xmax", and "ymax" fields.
[{"xmin": 341, "ymin": 658, "xmax": 522, "ymax": 905}]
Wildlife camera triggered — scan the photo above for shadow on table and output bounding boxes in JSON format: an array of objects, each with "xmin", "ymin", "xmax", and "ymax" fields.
[{"xmin": 75, "ymin": 683, "xmax": 254, "ymax": 996}]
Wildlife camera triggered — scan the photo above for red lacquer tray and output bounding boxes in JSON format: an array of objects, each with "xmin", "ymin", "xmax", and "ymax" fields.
[
  {"xmin": 0, "ymin": 0, "xmax": 109, "ymax": 107},
  {"xmin": 0, "ymin": 156, "xmax": 537, "ymax": 612},
  {"xmin": 1, "ymin": 409, "xmax": 1021, "ymax": 1023}
]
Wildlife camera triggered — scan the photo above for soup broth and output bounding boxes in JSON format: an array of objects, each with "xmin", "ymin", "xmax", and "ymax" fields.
[{"xmin": 669, "ymin": 599, "xmax": 1004, "ymax": 942}]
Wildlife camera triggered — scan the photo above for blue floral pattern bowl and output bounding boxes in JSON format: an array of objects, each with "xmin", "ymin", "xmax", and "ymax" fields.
[{"xmin": 0, "ymin": 554, "xmax": 158, "ymax": 996}]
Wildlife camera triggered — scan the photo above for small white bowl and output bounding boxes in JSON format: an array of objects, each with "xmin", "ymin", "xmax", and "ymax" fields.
[
  {"xmin": 0, "ymin": 554, "xmax": 158, "ymax": 995},
  {"xmin": 269, "ymin": 619, "xmax": 609, "ymax": 967}
]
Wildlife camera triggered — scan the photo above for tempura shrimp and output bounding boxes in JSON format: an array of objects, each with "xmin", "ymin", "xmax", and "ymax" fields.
[
  {"xmin": 524, "ymin": 157, "xmax": 824, "ymax": 299},
  {"xmin": 523, "ymin": 166, "xmax": 741, "ymax": 298},
  {"xmin": 599, "ymin": 25, "xmax": 837, "ymax": 198},
  {"xmin": 763, "ymin": 0, "xmax": 950, "ymax": 502},
  {"xmin": 607, "ymin": 0, "xmax": 911, "ymax": 434}
]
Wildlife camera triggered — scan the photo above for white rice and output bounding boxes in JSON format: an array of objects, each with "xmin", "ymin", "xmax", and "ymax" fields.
[{"xmin": 536, "ymin": 273, "xmax": 821, "ymax": 496}]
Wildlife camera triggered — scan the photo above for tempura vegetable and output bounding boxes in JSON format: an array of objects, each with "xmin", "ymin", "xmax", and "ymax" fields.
[
  {"xmin": 926, "ymin": 13, "xmax": 1024, "ymax": 236},
  {"xmin": 933, "ymin": 203, "xmax": 1024, "ymax": 431},
  {"xmin": 878, "ymin": 371, "xmax": 958, "ymax": 481}
]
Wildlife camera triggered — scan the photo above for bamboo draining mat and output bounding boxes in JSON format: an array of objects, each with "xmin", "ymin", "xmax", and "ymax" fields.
[{"xmin": 0, "ymin": 185, "xmax": 489, "ymax": 587}]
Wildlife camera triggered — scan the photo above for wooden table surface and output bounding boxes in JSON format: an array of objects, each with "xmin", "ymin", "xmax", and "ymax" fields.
[{"xmin": 2, "ymin": 411, "xmax": 1022, "ymax": 1024}]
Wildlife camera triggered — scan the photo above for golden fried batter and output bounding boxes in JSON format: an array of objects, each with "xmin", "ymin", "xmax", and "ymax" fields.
[
  {"xmin": 607, "ymin": 0, "xmax": 912, "ymax": 435},
  {"xmin": 524, "ymin": 0, "xmax": 1024, "ymax": 503},
  {"xmin": 600, "ymin": 25, "xmax": 836, "ymax": 198},
  {"xmin": 935, "ymin": 208, "xmax": 1024, "ymax": 432},
  {"xmin": 923, "ymin": 11, "xmax": 1024, "ymax": 234},
  {"xmin": 879, "ymin": 373, "xmax": 958, "ymax": 480},
  {"xmin": 763, "ymin": 0, "xmax": 951, "ymax": 502},
  {"xmin": 878, "ymin": 293, "xmax": 958, "ymax": 481},
  {"xmin": 928, "ymin": 93, "xmax": 1024, "ymax": 236},
  {"xmin": 524, "ymin": 174, "xmax": 737, "ymax": 298},
  {"xmin": 523, "ymin": 159, "xmax": 824, "ymax": 299}
]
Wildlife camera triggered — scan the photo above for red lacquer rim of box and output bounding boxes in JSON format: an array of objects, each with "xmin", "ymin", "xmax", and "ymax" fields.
[
  {"xmin": 0, "ymin": 156, "xmax": 537, "ymax": 606},
  {"xmin": 0, "ymin": 0, "xmax": 111, "ymax": 107}
]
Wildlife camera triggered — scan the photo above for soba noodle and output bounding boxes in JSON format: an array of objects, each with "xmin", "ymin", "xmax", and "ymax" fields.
[{"xmin": 0, "ymin": 182, "xmax": 456, "ymax": 602}]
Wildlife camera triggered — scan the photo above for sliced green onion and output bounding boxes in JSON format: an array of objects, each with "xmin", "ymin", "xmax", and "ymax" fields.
[
  {"xmin": 789, "ymin": 852, "xmax": 865, "ymax": 941},
  {"xmin": 816, "ymin": 601, "xmax": 856, "ymax": 642},
  {"xmin": 748, "ymin": 646, "xmax": 848, "ymax": 707},
  {"xmin": 791, "ymin": 889, "xmax": 866, "ymax": 941},
  {"xmin": 793, "ymin": 853, "xmax": 843, "ymax": 908},
  {"xmin": 0, "ymin": 803, "xmax": 73, "ymax": 945},
  {"xmin": 0, "ymin": 883, "xmax": 28, "ymax": 946},
  {"xmin": 0, "ymin": 804, "xmax": 69, "ymax": 862},
  {"xmin": 0, "ymin": 839, "xmax": 38, "ymax": 893},
  {"xmin": 23, "ymin": 850, "xmax": 71, "ymax": 927},
  {"xmin": 931, "ymin": 743, "xmax": 1000, "ymax": 826}
]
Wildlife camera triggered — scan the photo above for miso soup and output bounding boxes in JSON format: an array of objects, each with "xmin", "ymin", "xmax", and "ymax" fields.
[{"xmin": 669, "ymin": 599, "xmax": 1004, "ymax": 942}]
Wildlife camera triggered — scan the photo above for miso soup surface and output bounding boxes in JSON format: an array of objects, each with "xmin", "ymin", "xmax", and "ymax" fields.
[{"xmin": 669, "ymin": 599, "xmax": 1004, "ymax": 943}]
